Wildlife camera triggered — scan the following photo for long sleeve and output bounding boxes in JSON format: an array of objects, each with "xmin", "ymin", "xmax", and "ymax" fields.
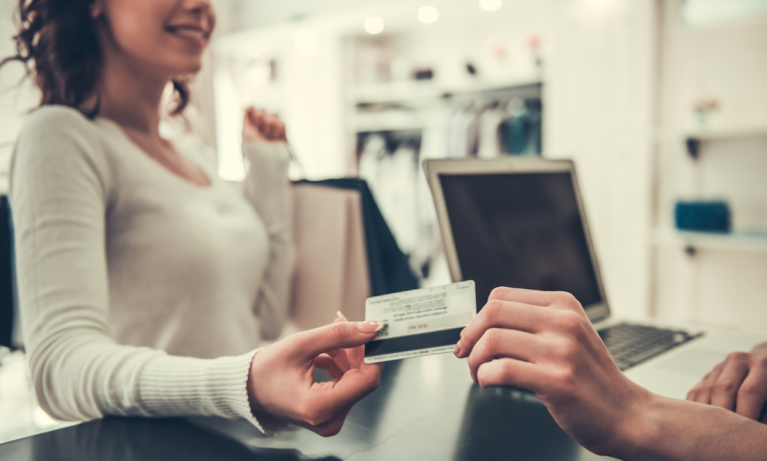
[
  {"xmin": 241, "ymin": 140, "xmax": 295, "ymax": 340},
  {"xmin": 10, "ymin": 107, "xmax": 269, "ymax": 432}
]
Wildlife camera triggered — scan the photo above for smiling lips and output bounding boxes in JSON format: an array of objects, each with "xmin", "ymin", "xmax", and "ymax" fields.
[{"xmin": 166, "ymin": 25, "xmax": 209, "ymax": 46}]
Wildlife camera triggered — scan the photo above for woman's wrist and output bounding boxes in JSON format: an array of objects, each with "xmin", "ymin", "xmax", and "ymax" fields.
[{"xmin": 246, "ymin": 349, "xmax": 289, "ymax": 433}]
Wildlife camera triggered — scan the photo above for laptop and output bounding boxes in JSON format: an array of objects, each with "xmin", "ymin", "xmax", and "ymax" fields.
[{"xmin": 424, "ymin": 157, "xmax": 766, "ymax": 399}]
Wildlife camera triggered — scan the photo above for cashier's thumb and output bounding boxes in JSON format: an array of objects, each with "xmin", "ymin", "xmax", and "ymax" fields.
[{"xmin": 297, "ymin": 321, "xmax": 384, "ymax": 357}]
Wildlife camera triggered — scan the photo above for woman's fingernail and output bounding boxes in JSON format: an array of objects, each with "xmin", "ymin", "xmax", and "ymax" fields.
[
  {"xmin": 357, "ymin": 321, "xmax": 384, "ymax": 334},
  {"xmin": 454, "ymin": 341, "xmax": 462, "ymax": 356},
  {"xmin": 336, "ymin": 311, "xmax": 349, "ymax": 322}
]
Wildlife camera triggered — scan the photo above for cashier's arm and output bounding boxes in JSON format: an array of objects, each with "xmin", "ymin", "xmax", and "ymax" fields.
[{"xmin": 454, "ymin": 287, "xmax": 767, "ymax": 461}]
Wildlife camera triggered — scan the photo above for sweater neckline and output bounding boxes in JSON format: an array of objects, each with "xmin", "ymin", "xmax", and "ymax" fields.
[{"xmin": 95, "ymin": 117, "xmax": 214, "ymax": 191}]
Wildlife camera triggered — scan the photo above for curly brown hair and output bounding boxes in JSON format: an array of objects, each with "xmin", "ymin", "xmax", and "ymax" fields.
[{"xmin": 1, "ymin": 0, "xmax": 189, "ymax": 118}]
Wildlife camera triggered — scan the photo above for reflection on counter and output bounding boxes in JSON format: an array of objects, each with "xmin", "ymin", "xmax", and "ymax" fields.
[{"xmin": 8, "ymin": 417, "xmax": 339, "ymax": 461}]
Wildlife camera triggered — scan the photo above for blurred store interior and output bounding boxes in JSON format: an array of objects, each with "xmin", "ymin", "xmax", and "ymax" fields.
[{"xmin": 1, "ymin": 0, "xmax": 767, "ymax": 443}]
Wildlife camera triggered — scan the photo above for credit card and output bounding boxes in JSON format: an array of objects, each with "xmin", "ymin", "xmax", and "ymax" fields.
[{"xmin": 364, "ymin": 281, "xmax": 476, "ymax": 363}]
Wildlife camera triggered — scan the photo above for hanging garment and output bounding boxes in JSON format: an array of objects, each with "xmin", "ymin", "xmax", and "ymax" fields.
[
  {"xmin": 477, "ymin": 107, "xmax": 506, "ymax": 159},
  {"xmin": 359, "ymin": 137, "xmax": 422, "ymax": 273}
]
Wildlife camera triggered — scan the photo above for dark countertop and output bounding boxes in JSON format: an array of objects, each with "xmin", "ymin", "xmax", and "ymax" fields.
[{"xmin": 0, "ymin": 352, "xmax": 617, "ymax": 461}]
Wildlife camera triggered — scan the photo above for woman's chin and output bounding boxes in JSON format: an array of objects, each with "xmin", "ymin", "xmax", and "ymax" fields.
[
  {"xmin": 174, "ymin": 59, "xmax": 203, "ymax": 76},
  {"xmin": 154, "ymin": 64, "xmax": 201, "ymax": 83}
]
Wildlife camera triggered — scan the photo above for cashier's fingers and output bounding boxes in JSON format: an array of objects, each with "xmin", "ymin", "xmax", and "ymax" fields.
[
  {"xmin": 735, "ymin": 367, "xmax": 767, "ymax": 420},
  {"xmin": 709, "ymin": 357, "xmax": 750, "ymax": 411},
  {"xmin": 467, "ymin": 328, "xmax": 545, "ymax": 383},
  {"xmin": 687, "ymin": 362, "xmax": 724, "ymax": 404},
  {"xmin": 488, "ymin": 287, "xmax": 581, "ymax": 308},
  {"xmin": 475, "ymin": 357, "xmax": 544, "ymax": 392},
  {"xmin": 455, "ymin": 300, "xmax": 550, "ymax": 359}
]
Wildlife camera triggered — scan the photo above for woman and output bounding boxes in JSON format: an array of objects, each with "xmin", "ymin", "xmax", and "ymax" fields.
[{"xmin": 5, "ymin": 0, "xmax": 383, "ymax": 436}]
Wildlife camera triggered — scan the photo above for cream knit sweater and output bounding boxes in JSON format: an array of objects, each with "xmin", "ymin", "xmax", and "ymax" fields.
[{"xmin": 10, "ymin": 106, "xmax": 294, "ymax": 433}]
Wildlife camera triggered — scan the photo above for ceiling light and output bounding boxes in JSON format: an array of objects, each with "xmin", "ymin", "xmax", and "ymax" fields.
[
  {"xmin": 417, "ymin": 5, "xmax": 439, "ymax": 24},
  {"xmin": 479, "ymin": 0, "xmax": 503, "ymax": 12},
  {"xmin": 364, "ymin": 16, "xmax": 385, "ymax": 35}
]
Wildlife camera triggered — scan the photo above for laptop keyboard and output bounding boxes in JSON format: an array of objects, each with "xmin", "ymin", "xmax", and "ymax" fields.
[{"xmin": 598, "ymin": 323, "xmax": 700, "ymax": 371}]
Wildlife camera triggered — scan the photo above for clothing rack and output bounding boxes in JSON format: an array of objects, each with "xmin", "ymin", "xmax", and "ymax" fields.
[
  {"xmin": 354, "ymin": 82, "xmax": 543, "ymax": 137},
  {"xmin": 437, "ymin": 82, "xmax": 542, "ymax": 107},
  {"xmin": 354, "ymin": 81, "xmax": 544, "ymax": 283}
]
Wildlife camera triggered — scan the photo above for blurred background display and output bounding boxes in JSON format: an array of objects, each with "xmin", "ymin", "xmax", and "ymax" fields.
[
  {"xmin": 1, "ymin": 0, "xmax": 766, "ymax": 444},
  {"xmin": 1, "ymin": 0, "xmax": 767, "ymax": 349}
]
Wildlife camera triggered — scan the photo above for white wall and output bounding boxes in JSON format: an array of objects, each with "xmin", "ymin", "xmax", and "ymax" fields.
[
  {"xmin": 211, "ymin": 0, "xmax": 658, "ymax": 318},
  {"xmin": 653, "ymin": 0, "xmax": 767, "ymax": 332},
  {"xmin": 7, "ymin": 0, "xmax": 744, "ymax": 330},
  {"xmin": 545, "ymin": 0, "xmax": 657, "ymax": 320},
  {"xmin": 0, "ymin": 0, "xmax": 39, "ymax": 194}
]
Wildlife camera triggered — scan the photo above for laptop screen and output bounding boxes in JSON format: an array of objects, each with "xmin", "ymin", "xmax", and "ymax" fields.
[{"xmin": 439, "ymin": 171, "xmax": 603, "ymax": 311}]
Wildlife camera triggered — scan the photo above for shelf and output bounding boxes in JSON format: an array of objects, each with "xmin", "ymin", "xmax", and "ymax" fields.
[
  {"xmin": 683, "ymin": 127, "xmax": 767, "ymax": 159},
  {"xmin": 351, "ymin": 79, "xmax": 542, "ymax": 106},
  {"xmin": 652, "ymin": 229, "xmax": 767, "ymax": 254},
  {"xmin": 685, "ymin": 127, "xmax": 767, "ymax": 142},
  {"xmin": 354, "ymin": 111, "xmax": 426, "ymax": 133}
]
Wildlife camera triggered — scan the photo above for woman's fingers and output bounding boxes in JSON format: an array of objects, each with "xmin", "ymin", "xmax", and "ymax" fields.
[
  {"xmin": 304, "ymin": 364, "xmax": 383, "ymax": 426},
  {"xmin": 346, "ymin": 342, "xmax": 365, "ymax": 367},
  {"xmin": 456, "ymin": 300, "xmax": 550, "ymax": 359},
  {"xmin": 329, "ymin": 312, "xmax": 360, "ymax": 370},
  {"xmin": 243, "ymin": 107, "xmax": 286, "ymax": 142},
  {"xmin": 263, "ymin": 115, "xmax": 278, "ymax": 139},
  {"xmin": 735, "ymin": 362, "xmax": 767, "ymax": 420},
  {"xmin": 324, "ymin": 348, "xmax": 353, "ymax": 372},
  {"xmin": 291, "ymin": 321, "xmax": 382, "ymax": 360},
  {"xmin": 476, "ymin": 357, "xmax": 545, "ymax": 391},
  {"xmin": 305, "ymin": 406, "xmax": 353, "ymax": 437},
  {"xmin": 710, "ymin": 355, "xmax": 750, "ymax": 410},
  {"xmin": 275, "ymin": 123, "xmax": 287, "ymax": 141},
  {"xmin": 467, "ymin": 328, "xmax": 544, "ymax": 383},
  {"xmin": 314, "ymin": 354, "xmax": 345, "ymax": 382}
]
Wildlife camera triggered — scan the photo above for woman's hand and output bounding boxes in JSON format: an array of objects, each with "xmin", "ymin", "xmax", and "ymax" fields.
[
  {"xmin": 454, "ymin": 287, "xmax": 650, "ymax": 457},
  {"xmin": 687, "ymin": 342, "xmax": 767, "ymax": 422},
  {"xmin": 243, "ymin": 107, "xmax": 287, "ymax": 143},
  {"xmin": 247, "ymin": 313, "xmax": 384, "ymax": 437}
]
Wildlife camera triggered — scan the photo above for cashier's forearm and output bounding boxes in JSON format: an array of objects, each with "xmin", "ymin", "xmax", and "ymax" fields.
[{"xmin": 618, "ymin": 393, "xmax": 767, "ymax": 461}]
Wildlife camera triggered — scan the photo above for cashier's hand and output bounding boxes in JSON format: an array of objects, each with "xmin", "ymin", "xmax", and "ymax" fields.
[
  {"xmin": 247, "ymin": 314, "xmax": 384, "ymax": 436},
  {"xmin": 454, "ymin": 287, "xmax": 651, "ymax": 457},
  {"xmin": 687, "ymin": 341, "xmax": 767, "ymax": 422},
  {"xmin": 243, "ymin": 107, "xmax": 287, "ymax": 143}
]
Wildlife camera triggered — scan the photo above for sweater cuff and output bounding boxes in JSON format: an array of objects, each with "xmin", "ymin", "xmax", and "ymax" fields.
[
  {"xmin": 138, "ymin": 349, "xmax": 285, "ymax": 435},
  {"xmin": 236, "ymin": 349, "xmax": 290, "ymax": 435},
  {"xmin": 242, "ymin": 140, "xmax": 290, "ymax": 172}
]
